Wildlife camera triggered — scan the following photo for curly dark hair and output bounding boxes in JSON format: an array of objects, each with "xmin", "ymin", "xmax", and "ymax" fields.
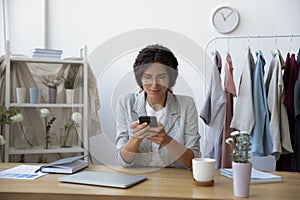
[{"xmin": 133, "ymin": 44, "xmax": 179, "ymax": 89}]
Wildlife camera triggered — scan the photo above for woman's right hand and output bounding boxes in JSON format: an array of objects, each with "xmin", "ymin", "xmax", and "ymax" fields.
[{"xmin": 130, "ymin": 121, "xmax": 151, "ymax": 139}]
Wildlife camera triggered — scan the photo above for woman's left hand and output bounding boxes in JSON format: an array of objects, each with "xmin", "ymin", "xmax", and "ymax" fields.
[{"xmin": 146, "ymin": 122, "xmax": 172, "ymax": 146}]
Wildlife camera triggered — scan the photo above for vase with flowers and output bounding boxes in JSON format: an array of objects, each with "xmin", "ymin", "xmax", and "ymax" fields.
[
  {"xmin": 40, "ymin": 108, "xmax": 56, "ymax": 149},
  {"xmin": 42, "ymin": 74, "xmax": 64, "ymax": 103},
  {"xmin": 10, "ymin": 113, "xmax": 33, "ymax": 149},
  {"xmin": 226, "ymin": 130, "xmax": 252, "ymax": 198},
  {"xmin": 61, "ymin": 112, "xmax": 82, "ymax": 147},
  {"xmin": 0, "ymin": 106, "xmax": 33, "ymax": 149}
]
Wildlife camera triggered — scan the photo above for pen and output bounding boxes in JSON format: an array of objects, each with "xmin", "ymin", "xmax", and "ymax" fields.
[{"xmin": 35, "ymin": 167, "xmax": 41, "ymax": 173}]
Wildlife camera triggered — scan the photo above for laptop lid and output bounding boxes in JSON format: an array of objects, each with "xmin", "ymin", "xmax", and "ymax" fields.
[{"xmin": 59, "ymin": 171, "xmax": 147, "ymax": 189}]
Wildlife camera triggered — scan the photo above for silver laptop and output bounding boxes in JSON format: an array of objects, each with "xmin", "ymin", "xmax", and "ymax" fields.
[{"xmin": 59, "ymin": 171, "xmax": 147, "ymax": 189}]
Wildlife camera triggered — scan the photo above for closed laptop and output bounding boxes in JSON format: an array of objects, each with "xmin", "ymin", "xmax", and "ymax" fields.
[{"xmin": 59, "ymin": 171, "xmax": 147, "ymax": 188}]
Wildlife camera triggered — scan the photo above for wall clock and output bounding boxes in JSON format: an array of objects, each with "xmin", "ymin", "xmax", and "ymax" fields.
[{"xmin": 212, "ymin": 6, "xmax": 239, "ymax": 34}]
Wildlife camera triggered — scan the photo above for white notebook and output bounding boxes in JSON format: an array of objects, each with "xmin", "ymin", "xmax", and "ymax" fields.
[
  {"xmin": 220, "ymin": 168, "xmax": 282, "ymax": 184},
  {"xmin": 40, "ymin": 160, "xmax": 88, "ymax": 174},
  {"xmin": 39, "ymin": 155, "xmax": 88, "ymax": 174}
]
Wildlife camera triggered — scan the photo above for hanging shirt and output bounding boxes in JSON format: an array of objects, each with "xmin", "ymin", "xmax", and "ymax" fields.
[
  {"xmin": 221, "ymin": 53, "xmax": 236, "ymax": 168},
  {"xmin": 264, "ymin": 49, "xmax": 293, "ymax": 157},
  {"xmin": 200, "ymin": 50, "xmax": 225, "ymax": 169},
  {"xmin": 251, "ymin": 50, "xmax": 273, "ymax": 156},
  {"xmin": 292, "ymin": 49, "xmax": 300, "ymax": 172},
  {"xmin": 276, "ymin": 53, "xmax": 299, "ymax": 171},
  {"xmin": 283, "ymin": 53, "xmax": 298, "ymax": 142},
  {"xmin": 146, "ymin": 101, "xmax": 166, "ymax": 167},
  {"xmin": 230, "ymin": 47, "xmax": 255, "ymax": 133}
]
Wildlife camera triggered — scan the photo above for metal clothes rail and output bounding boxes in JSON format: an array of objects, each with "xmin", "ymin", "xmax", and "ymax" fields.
[
  {"xmin": 204, "ymin": 34, "xmax": 300, "ymax": 53},
  {"xmin": 203, "ymin": 34, "xmax": 300, "ymax": 83}
]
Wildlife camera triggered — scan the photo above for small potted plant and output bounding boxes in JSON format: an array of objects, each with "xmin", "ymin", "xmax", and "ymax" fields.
[
  {"xmin": 226, "ymin": 130, "xmax": 252, "ymax": 198},
  {"xmin": 63, "ymin": 68, "xmax": 82, "ymax": 104},
  {"xmin": 42, "ymin": 74, "xmax": 64, "ymax": 103}
]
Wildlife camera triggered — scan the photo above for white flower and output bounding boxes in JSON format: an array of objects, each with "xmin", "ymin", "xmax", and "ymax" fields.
[
  {"xmin": 71, "ymin": 112, "xmax": 82, "ymax": 123},
  {"xmin": 40, "ymin": 108, "xmax": 50, "ymax": 118},
  {"xmin": 10, "ymin": 113, "xmax": 24, "ymax": 123},
  {"xmin": 226, "ymin": 138, "xmax": 234, "ymax": 144},
  {"xmin": 230, "ymin": 131, "xmax": 240, "ymax": 137},
  {"xmin": 239, "ymin": 130, "xmax": 249, "ymax": 135},
  {"xmin": 0, "ymin": 135, "xmax": 6, "ymax": 145}
]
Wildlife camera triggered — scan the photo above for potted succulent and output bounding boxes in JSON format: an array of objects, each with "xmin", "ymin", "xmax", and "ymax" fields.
[
  {"xmin": 64, "ymin": 68, "xmax": 81, "ymax": 104},
  {"xmin": 226, "ymin": 130, "xmax": 252, "ymax": 198}
]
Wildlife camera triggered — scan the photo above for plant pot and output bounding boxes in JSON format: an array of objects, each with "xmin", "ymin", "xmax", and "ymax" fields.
[
  {"xmin": 16, "ymin": 87, "xmax": 26, "ymax": 103},
  {"xmin": 65, "ymin": 89, "xmax": 74, "ymax": 104},
  {"xmin": 29, "ymin": 88, "xmax": 40, "ymax": 104},
  {"xmin": 49, "ymin": 88, "xmax": 57, "ymax": 103},
  {"xmin": 232, "ymin": 161, "xmax": 252, "ymax": 198}
]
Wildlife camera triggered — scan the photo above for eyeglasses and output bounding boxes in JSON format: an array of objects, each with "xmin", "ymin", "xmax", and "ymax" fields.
[{"xmin": 141, "ymin": 74, "xmax": 168, "ymax": 84}]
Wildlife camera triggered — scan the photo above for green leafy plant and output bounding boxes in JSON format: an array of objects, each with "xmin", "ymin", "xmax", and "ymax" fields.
[
  {"xmin": 226, "ymin": 131, "xmax": 251, "ymax": 163},
  {"xmin": 1, "ymin": 106, "xmax": 19, "ymax": 145},
  {"xmin": 64, "ymin": 65, "xmax": 82, "ymax": 89},
  {"xmin": 0, "ymin": 106, "xmax": 33, "ymax": 147}
]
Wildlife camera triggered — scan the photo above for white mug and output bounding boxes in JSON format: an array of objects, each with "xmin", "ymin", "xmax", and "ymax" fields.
[{"xmin": 192, "ymin": 158, "xmax": 216, "ymax": 183}]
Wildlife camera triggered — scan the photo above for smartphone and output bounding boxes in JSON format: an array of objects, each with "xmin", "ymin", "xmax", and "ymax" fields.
[{"xmin": 138, "ymin": 116, "xmax": 158, "ymax": 127}]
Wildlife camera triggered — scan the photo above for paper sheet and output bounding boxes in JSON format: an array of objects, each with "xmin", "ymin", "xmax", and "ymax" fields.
[{"xmin": 0, "ymin": 165, "xmax": 47, "ymax": 180}]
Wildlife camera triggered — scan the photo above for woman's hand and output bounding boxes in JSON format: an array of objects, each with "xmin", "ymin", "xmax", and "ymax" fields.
[
  {"xmin": 147, "ymin": 122, "xmax": 172, "ymax": 146},
  {"xmin": 130, "ymin": 121, "xmax": 151, "ymax": 139}
]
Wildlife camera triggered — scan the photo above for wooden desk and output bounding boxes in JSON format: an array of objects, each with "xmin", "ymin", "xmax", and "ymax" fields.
[{"xmin": 0, "ymin": 163, "xmax": 299, "ymax": 200}]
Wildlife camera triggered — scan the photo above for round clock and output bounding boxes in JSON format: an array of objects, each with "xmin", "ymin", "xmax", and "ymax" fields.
[{"xmin": 212, "ymin": 6, "xmax": 239, "ymax": 34}]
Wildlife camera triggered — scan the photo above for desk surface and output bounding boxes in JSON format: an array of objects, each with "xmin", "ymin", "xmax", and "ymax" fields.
[{"xmin": 0, "ymin": 163, "xmax": 300, "ymax": 200}]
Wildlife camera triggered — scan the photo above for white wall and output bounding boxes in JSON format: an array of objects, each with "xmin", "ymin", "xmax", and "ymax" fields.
[{"xmin": 1, "ymin": 0, "xmax": 300, "ymax": 165}]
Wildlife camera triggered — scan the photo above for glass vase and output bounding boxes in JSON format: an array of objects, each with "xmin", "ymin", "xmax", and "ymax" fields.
[
  {"xmin": 14, "ymin": 124, "xmax": 33, "ymax": 149},
  {"xmin": 60, "ymin": 128, "xmax": 73, "ymax": 148},
  {"xmin": 45, "ymin": 130, "xmax": 51, "ymax": 149}
]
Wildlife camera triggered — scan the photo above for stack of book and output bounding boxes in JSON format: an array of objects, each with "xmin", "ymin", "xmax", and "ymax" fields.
[{"xmin": 32, "ymin": 48, "xmax": 63, "ymax": 59}]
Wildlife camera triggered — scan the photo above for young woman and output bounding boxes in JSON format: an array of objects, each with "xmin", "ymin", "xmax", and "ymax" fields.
[{"xmin": 115, "ymin": 44, "xmax": 200, "ymax": 169}]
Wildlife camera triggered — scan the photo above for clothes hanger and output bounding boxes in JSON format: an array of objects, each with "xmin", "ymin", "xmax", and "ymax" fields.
[
  {"xmin": 247, "ymin": 35, "xmax": 251, "ymax": 51},
  {"xmin": 289, "ymin": 34, "xmax": 293, "ymax": 53},
  {"xmin": 275, "ymin": 34, "xmax": 278, "ymax": 49},
  {"xmin": 227, "ymin": 36, "xmax": 230, "ymax": 53}
]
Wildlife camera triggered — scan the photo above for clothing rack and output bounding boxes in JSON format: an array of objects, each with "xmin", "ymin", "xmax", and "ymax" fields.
[
  {"xmin": 204, "ymin": 34, "xmax": 300, "ymax": 53},
  {"xmin": 202, "ymin": 34, "xmax": 300, "ymax": 164},
  {"xmin": 202, "ymin": 34, "xmax": 300, "ymax": 143},
  {"xmin": 203, "ymin": 34, "xmax": 300, "ymax": 88}
]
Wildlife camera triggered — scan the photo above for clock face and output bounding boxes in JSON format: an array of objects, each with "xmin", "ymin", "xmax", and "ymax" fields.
[{"xmin": 212, "ymin": 6, "xmax": 239, "ymax": 34}]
